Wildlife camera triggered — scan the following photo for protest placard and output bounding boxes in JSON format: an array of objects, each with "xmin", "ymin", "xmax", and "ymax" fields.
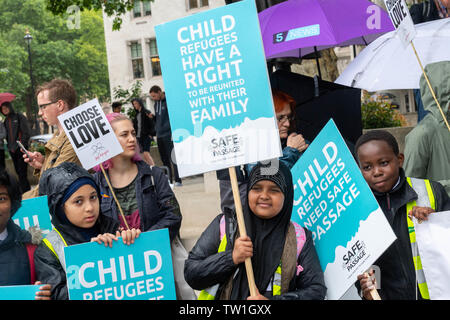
[
  {"xmin": 0, "ymin": 285, "xmax": 41, "ymax": 300},
  {"xmin": 64, "ymin": 228, "xmax": 176, "ymax": 300},
  {"xmin": 414, "ymin": 210, "xmax": 450, "ymax": 300},
  {"xmin": 383, "ymin": 0, "xmax": 416, "ymax": 47},
  {"xmin": 155, "ymin": 0, "xmax": 281, "ymax": 178},
  {"xmin": 291, "ymin": 119, "xmax": 396, "ymax": 300},
  {"xmin": 58, "ymin": 98, "xmax": 123, "ymax": 170},
  {"xmin": 13, "ymin": 196, "xmax": 52, "ymax": 233}
]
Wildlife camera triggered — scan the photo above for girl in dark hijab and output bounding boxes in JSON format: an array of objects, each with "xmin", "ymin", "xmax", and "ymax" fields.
[
  {"xmin": 34, "ymin": 162, "xmax": 140, "ymax": 300},
  {"xmin": 185, "ymin": 161, "xmax": 326, "ymax": 300}
]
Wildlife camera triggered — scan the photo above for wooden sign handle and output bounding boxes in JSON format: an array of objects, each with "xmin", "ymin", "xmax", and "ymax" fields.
[
  {"xmin": 100, "ymin": 163, "xmax": 130, "ymax": 230},
  {"xmin": 228, "ymin": 167, "xmax": 258, "ymax": 297},
  {"xmin": 410, "ymin": 41, "xmax": 450, "ymax": 132}
]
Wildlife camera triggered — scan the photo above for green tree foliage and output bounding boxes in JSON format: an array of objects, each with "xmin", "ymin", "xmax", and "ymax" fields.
[
  {"xmin": 0, "ymin": 0, "xmax": 110, "ymax": 117},
  {"xmin": 45, "ymin": 0, "xmax": 154, "ymax": 31}
]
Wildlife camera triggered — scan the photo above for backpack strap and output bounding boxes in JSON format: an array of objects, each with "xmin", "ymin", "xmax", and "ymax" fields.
[
  {"xmin": 292, "ymin": 221, "xmax": 306, "ymax": 275},
  {"xmin": 25, "ymin": 243, "xmax": 37, "ymax": 284}
]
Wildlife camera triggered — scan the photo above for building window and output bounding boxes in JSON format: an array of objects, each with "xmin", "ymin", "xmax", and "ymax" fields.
[
  {"xmin": 149, "ymin": 39, "xmax": 161, "ymax": 77},
  {"xmin": 143, "ymin": 1, "xmax": 152, "ymax": 16},
  {"xmin": 130, "ymin": 42, "xmax": 144, "ymax": 79},
  {"xmin": 133, "ymin": 1, "xmax": 152, "ymax": 18},
  {"xmin": 188, "ymin": 0, "xmax": 208, "ymax": 10}
]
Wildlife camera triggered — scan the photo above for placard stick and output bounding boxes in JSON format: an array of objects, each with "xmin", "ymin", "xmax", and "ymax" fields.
[
  {"xmin": 100, "ymin": 163, "xmax": 130, "ymax": 230},
  {"xmin": 410, "ymin": 41, "xmax": 450, "ymax": 132},
  {"xmin": 228, "ymin": 167, "xmax": 257, "ymax": 297}
]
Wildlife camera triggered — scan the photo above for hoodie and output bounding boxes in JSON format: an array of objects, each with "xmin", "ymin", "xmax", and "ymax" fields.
[
  {"xmin": 404, "ymin": 61, "xmax": 450, "ymax": 196},
  {"xmin": 34, "ymin": 162, "xmax": 119, "ymax": 299}
]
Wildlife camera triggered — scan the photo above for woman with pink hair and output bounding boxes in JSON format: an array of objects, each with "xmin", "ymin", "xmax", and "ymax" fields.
[{"xmin": 92, "ymin": 113, "xmax": 181, "ymax": 240}]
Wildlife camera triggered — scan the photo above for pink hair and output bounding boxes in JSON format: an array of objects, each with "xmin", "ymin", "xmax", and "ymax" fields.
[{"xmin": 92, "ymin": 112, "xmax": 142, "ymax": 172}]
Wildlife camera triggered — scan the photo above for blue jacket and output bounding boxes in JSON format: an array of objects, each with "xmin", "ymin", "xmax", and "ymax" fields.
[
  {"xmin": 0, "ymin": 220, "xmax": 33, "ymax": 286},
  {"xmin": 93, "ymin": 161, "xmax": 182, "ymax": 241}
]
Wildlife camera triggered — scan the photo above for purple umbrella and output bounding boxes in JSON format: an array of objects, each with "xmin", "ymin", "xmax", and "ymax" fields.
[{"xmin": 258, "ymin": 0, "xmax": 395, "ymax": 60}]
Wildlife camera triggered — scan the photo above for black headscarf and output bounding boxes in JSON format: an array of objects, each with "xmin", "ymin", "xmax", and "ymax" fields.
[{"xmin": 230, "ymin": 161, "xmax": 294, "ymax": 299}]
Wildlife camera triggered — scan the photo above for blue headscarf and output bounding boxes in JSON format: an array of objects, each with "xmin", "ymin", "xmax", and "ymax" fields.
[{"xmin": 56, "ymin": 177, "xmax": 101, "ymax": 242}]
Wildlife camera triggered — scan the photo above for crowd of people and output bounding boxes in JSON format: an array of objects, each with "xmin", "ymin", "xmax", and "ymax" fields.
[{"xmin": 0, "ymin": 58, "xmax": 449, "ymax": 301}]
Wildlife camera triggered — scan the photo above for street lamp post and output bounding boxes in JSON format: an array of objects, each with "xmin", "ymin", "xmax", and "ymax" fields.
[{"xmin": 24, "ymin": 29, "xmax": 39, "ymax": 134}]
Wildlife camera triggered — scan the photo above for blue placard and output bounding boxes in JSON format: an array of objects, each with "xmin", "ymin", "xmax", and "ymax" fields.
[
  {"xmin": 155, "ymin": 0, "xmax": 281, "ymax": 177},
  {"xmin": 290, "ymin": 119, "xmax": 396, "ymax": 299},
  {"xmin": 0, "ymin": 285, "xmax": 41, "ymax": 300},
  {"xmin": 64, "ymin": 228, "xmax": 176, "ymax": 300},
  {"xmin": 13, "ymin": 196, "xmax": 52, "ymax": 233}
]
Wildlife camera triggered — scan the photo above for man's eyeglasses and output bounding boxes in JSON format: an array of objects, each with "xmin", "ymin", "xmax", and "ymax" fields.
[
  {"xmin": 277, "ymin": 115, "xmax": 294, "ymax": 123},
  {"xmin": 38, "ymin": 100, "xmax": 59, "ymax": 110}
]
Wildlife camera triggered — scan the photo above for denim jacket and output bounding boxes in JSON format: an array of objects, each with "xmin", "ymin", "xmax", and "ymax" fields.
[{"xmin": 93, "ymin": 161, "xmax": 182, "ymax": 241}]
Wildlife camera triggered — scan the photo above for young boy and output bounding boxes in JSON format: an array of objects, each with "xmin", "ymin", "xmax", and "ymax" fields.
[
  {"xmin": 0, "ymin": 169, "xmax": 51, "ymax": 299},
  {"xmin": 354, "ymin": 130, "xmax": 450, "ymax": 300}
]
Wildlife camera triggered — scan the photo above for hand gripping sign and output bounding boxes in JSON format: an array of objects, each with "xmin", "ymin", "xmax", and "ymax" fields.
[{"xmin": 64, "ymin": 228, "xmax": 176, "ymax": 300}]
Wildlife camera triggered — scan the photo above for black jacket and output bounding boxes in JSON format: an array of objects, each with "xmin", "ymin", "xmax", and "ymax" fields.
[
  {"xmin": 184, "ymin": 208, "xmax": 326, "ymax": 300},
  {"xmin": 132, "ymin": 107, "xmax": 156, "ymax": 138},
  {"xmin": 93, "ymin": 161, "xmax": 182, "ymax": 241},
  {"xmin": 0, "ymin": 221, "xmax": 33, "ymax": 286},
  {"xmin": 34, "ymin": 162, "xmax": 119, "ymax": 300},
  {"xmin": 2, "ymin": 104, "xmax": 31, "ymax": 153},
  {"xmin": 356, "ymin": 169, "xmax": 450, "ymax": 300},
  {"xmin": 153, "ymin": 97, "xmax": 172, "ymax": 138},
  {"xmin": 410, "ymin": 0, "xmax": 442, "ymax": 24}
]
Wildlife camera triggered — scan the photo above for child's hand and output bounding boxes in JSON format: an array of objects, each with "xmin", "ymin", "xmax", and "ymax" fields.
[
  {"xmin": 116, "ymin": 228, "xmax": 141, "ymax": 245},
  {"xmin": 34, "ymin": 281, "xmax": 52, "ymax": 300},
  {"xmin": 357, "ymin": 269, "xmax": 377, "ymax": 300},
  {"xmin": 232, "ymin": 235, "xmax": 253, "ymax": 265},
  {"xmin": 408, "ymin": 206, "xmax": 435, "ymax": 223},
  {"xmin": 91, "ymin": 233, "xmax": 119, "ymax": 247}
]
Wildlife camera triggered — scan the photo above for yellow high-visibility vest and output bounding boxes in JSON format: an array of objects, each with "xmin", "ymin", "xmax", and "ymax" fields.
[{"xmin": 406, "ymin": 177, "xmax": 436, "ymax": 300}]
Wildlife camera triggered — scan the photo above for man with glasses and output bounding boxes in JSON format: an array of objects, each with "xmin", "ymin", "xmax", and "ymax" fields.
[{"xmin": 22, "ymin": 78, "xmax": 81, "ymax": 199}]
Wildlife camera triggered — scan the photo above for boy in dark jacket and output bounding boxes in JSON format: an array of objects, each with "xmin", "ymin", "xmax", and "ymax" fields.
[
  {"xmin": 0, "ymin": 169, "xmax": 51, "ymax": 299},
  {"xmin": 354, "ymin": 130, "xmax": 450, "ymax": 300}
]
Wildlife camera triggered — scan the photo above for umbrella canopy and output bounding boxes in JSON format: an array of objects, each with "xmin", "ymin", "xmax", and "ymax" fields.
[
  {"xmin": 0, "ymin": 92, "xmax": 16, "ymax": 106},
  {"xmin": 335, "ymin": 18, "xmax": 450, "ymax": 91},
  {"xmin": 258, "ymin": 0, "xmax": 394, "ymax": 59}
]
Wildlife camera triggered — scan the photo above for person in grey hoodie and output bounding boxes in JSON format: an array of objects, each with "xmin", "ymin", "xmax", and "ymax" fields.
[{"xmin": 403, "ymin": 61, "xmax": 450, "ymax": 196}]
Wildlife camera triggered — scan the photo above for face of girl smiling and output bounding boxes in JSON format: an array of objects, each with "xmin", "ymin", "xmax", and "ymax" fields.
[
  {"xmin": 63, "ymin": 184, "xmax": 100, "ymax": 228},
  {"xmin": 248, "ymin": 180, "xmax": 285, "ymax": 219},
  {"xmin": 112, "ymin": 119, "xmax": 138, "ymax": 159}
]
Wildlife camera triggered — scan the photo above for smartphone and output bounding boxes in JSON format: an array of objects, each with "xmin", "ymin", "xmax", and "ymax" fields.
[{"xmin": 16, "ymin": 140, "xmax": 31, "ymax": 159}]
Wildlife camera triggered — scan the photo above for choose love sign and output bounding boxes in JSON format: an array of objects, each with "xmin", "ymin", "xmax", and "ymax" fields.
[
  {"xmin": 58, "ymin": 98, "xmax": 123, "ymax": 169},
  {"xmin": 64, "ymin": 228, "xmax": 176, "ymax": 300},
  {"xmin": 383, "ymin": 0, "xmax": 416, "ymax": 47},
  {"xmin": 290, "ymin": 119, "xmax": 396, "ymax": 300},
  {"xmin": 155, "ymin": 0, "xmax": 281, "ymax": 177}
]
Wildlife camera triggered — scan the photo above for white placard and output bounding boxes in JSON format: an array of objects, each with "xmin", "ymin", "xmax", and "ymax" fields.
[
  {"xmin": 414, "ymin": 211, "xmax": 450, "ymax": 300},
  {"xmin": 383, "ymin": 0, "xmax": 416, "ymax": 47},
  {"xmin": 58, "ymin": 98, "xmax": 123, "ymax": 169}
]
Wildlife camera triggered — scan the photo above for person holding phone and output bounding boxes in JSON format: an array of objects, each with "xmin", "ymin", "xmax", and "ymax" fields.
[
  {"xmin": 21, "ymin": 79, "xmax": 81, "ymax": 199},
  {"xmin": 0, "ymin": 101, "xmax": 31, "ymax": 193}
]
